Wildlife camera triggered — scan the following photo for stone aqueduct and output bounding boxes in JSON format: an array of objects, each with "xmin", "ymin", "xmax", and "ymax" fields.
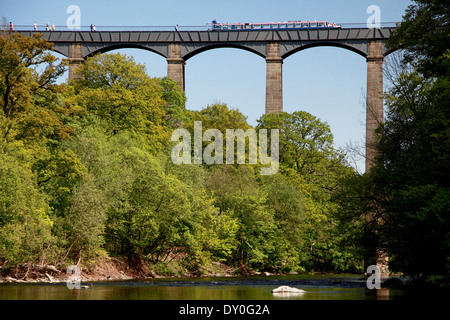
[{"xmin": 13, "ymin": 27, "xmax": 394, "ymax": 172}]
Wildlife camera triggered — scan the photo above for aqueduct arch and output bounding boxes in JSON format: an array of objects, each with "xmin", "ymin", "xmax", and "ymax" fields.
[
  {"xmin": 11, "ymin": 28, "xmax": 394, "ymax": 277},
  {"xmin": 11, "ymin": 28, "xmax": 391, "ymax": 176}
]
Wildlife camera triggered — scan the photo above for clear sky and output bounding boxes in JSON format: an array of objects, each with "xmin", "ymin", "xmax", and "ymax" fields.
[{"xmin": 1, "ymin": 0, "xmax": 413, "ymax": 172}]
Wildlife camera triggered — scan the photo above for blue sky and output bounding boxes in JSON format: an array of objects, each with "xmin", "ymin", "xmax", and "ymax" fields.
[{"xmin": 1, "ymin": 0, "xmax": 413, "ymax": 172}]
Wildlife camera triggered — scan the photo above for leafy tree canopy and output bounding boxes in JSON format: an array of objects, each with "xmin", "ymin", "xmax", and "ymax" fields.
[
  {"xmin": 0, "ymin": 33, "xmax": 75, "ymax": 154},
  {"xmin": 69, "ymin": 53, "xmax": 184, "ymax": 151},
  {"xmin": 369, "ymin": 0, "xmax": 450, "ymax": 284}
]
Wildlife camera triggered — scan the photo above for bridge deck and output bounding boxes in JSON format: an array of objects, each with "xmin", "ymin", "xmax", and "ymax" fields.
[
  {"xmin": 12, "ymin": 28, "xmax": 393, "ymax": 43},
  {"xmin": 9, "ymin": 27, "xmax": 394, "ymax": 59}
]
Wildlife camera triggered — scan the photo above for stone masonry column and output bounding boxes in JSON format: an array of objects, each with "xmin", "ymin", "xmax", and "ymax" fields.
[
  {"xmin": 365, "ymin": 40, "xmax": 384, "ymax": 172},
  {"xmin": 167, "ymin": 43, "xmax": 185, "ymax": 91},
  {"xmin": 265, "ymin": 42, "xmax": 283, "ymax": 114},
  {"xmin": 365, "ymin": 40, "xmax": 389, "ymax": 279},
  {"xmin": 68, "ymin": 43, "xmax": 84, "ymax": 80}
]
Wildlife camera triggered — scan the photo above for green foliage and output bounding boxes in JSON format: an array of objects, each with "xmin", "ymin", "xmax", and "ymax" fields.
[
  {"xmin": 364, "ymin": 0, "xmax": 450, "ymax": 285},
  {"xmin": 258, "ymin": 111, "xmax": 359, "ymax": 271},
  {"xmin": 2, "ymin": 6, "xmax": 446, "ymax": 281},
  {"xmin": 257, "ymin": 111, "xmax": 335, "ymax": 173},
  {"xmin": 158, "ymin": 76, "xmax": 190, "ymax": 127},
  {"xmin": 0, "ymin": 34, "xmax": 365, "ymax": 277},
  {"xmin": 262, "ymin": 174, "xmax": 306, "ymax": 271},
  {"xmin": 0, "ymin": 33, "xmax": 74, "ymax": 154},
  {"xmin": 388, "ymin": 0, "xmax": 450, "ymax": 77},
  {"xmin": 189, "ymin": 102, "xmax": 251, "ymax": 132},
  {"xmin": 60, "ymin": 123, "xmax": 237, "ymax": 272},
  {"xmin": 371, "ymin": 63, "xmax": 450, "ymax": 280},
  {"xmin": 33, "ymin": 149, "xmax": 87, "ymax": 216},
  {"xmin": 65, "ymin": 175, "xmax": 107, "ymax": 261},
  {"xmin": 0, "ymin": 152, "xmax": 54, "ymax": 267},
  {"xmin": 69, "ymin": 53, "xmax": 174, "ymax": 151},
  {"xmin": 183, "ymin": 102, "xmax": 254, "ymax": 166}
]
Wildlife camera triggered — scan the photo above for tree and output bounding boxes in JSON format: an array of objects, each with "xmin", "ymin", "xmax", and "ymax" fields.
[
  {"xmin": 371, "ymin": 65, "xmax": 449, "ymax": 282},
  {"xmin": 64, "ymin": 123, "xmax": 236, "ymax": 272},
  {"xmin": 257, "ymin": 111, "xmax": 342, "ymax": 176},
  {"xmin": 0, "ymin": 152, "xmax": 54, "ymax": 268},
  {"xmin": 0, "ymin": 33, "xmax": 73, "ymax": 154},
  {"xmin": 129, "ymin": 156, "xmax": 237, "ymax": 272},
  {"xmin": 189, "ymin": 102, "xmax": 251, "ymax": 132},
  {"xmin": 331, "ymin": 172, "xmax": 374, "ymax": 273},
  {"xmin": 158, "ymin": 76, "xmax": 190, "ymax": 128},
  {"xmin": 69, "ymin": 53, "xmax": 172, "ymax": 151},
  {"xmin": 0, "ymin": 31, "xmax": 85, "ymax": 221},
  {"xmin": 369, "ymin": 0, "xmax": 450, "ymax": 285},
  {"xmin": 182, "ymin": 102, "xmax": 253, "ymax": 166},
  {"xmin": 0, "ymin": 32, "xmax": 86, "ymax": 269},
  {"xmin": 388, "ymin": 0, "xmax": 450, "ymax": 78},
  {"xmin": 262, "ymin": 174, "xmax": 307, "ymax": 271},
  {"xmin": 205, "ymin": 165, "xmax": 277, "ymax": 272},
  {"xmin": 257, "ymin": 111, "xmax": 351, "ymax": 217},
  {"xmin": 258, "ymin": 111, "xmax": 357, "ymax": 271},
  {"xmin": 64, "ymin": 174, "xmax": 107, "ymax": 262},
  {"xmin": 33, "ymin": 149, "xmax": 86, "ymax": 217}
]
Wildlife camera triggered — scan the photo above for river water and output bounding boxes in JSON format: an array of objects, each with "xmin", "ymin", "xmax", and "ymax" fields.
[{"xmin": 0, "ymin": 273, "xmax": 412, "ymax": 300}]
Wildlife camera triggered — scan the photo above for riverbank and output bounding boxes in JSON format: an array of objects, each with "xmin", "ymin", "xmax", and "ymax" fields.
[
  {"xmin": 0, "ymin": 255, "xmax": 416, "ymax": 288},
  {"xmin": 0, "ymin": 256, "xmax": 244, "ymax": 284}
]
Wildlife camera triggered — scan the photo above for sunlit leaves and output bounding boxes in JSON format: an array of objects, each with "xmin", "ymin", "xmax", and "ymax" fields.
[
  {"xmin": 0, "ymin": 33, "xmax": 72, "ymax": 154},
  {"xmin": 69, "ymin": 53, "xmax": 177, "ymax": 151}
]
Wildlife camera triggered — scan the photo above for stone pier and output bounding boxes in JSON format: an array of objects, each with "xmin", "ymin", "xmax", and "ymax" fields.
[
  {"xmin": 365, "ymin": 40, "xmax": 384, "ymax": 172},
  {"xmin": 265, "ymin": 42, "xmax": 283, "ymax": 114},
  {"xmin": 365, "ymin": 39, "xmax": 389, "ymax": 278},
  {"xmin": 68, "ymin": 43, "xmax": 84, "ymax": 80},
  {"xmin": 167, "ymin": 43, "xmax": 185, "ymax": 91}
]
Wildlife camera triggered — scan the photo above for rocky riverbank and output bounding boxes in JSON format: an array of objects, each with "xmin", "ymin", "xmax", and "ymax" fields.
[
  {"xmin": 0, "ymin": 257, "xmax": 240, "ymax": 284},
  {"xmin": 0, "ymin": 256, "xmax": 413, "ymax": 288}
]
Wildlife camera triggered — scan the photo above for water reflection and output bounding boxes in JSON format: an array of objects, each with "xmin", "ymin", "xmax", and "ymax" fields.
[{"xmin": 0, "ymin": 274, "xmax": 409, "ymax": 300}]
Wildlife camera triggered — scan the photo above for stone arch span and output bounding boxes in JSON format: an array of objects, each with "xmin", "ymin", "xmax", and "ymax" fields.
[
  {"xmin": 50, "ymin": 46, "xmax": 70, "ymax": 58},
  {"xmin": 82, "ymin": 43, "xmax": 169, "ymax": 59},
  {"xmin": 181, "ymin": 43, "xmax": 267, "ymax": 61},
  {"xmin": 281, "ymin": 41, "xmax": 370, "ymax": 59}
]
